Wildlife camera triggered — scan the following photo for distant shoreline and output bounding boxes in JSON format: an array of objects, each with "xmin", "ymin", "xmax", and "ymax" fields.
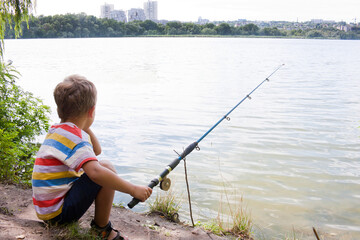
[
  {"xmin": 134, "ymin": 34, "xmax": 359, "ymax": 40},
  {"xmin": 4, "ymin": 14, "xmax": 360, "ymax": 40},
  {"xmin": 5, "ymin": 35, "xmax": 360, "ymax": 40}
]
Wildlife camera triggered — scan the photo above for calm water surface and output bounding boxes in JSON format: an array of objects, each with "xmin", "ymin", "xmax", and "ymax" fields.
[{"xmin": 5, "ymin": 37, "xmax": 360, "ymax": 239}]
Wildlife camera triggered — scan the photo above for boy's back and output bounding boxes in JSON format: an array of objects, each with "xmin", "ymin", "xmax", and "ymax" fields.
[{"xmin": 32, "ymin": 122, "xmax": 97, "ymax": 220}]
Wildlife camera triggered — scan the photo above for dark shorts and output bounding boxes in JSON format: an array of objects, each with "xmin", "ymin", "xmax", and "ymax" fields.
[{"xmin": 48, "ymin": 173, "xmax": 101, "ymax": 225}]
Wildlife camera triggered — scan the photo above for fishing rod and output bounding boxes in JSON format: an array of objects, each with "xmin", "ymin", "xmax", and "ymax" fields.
[{"xmin": 128, "ymin": 64, "xmax": 285, "ymax": 208}]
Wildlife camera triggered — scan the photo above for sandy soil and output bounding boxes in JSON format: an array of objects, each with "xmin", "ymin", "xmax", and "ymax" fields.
[{"xmin": 0, "ymin": 183, "xmax": 230, "ymax": 240}]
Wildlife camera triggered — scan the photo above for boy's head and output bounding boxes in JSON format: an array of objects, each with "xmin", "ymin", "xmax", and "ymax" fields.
[{"xmin": 54, "ymin": 75, "xmax": 97, "ymax": 121}]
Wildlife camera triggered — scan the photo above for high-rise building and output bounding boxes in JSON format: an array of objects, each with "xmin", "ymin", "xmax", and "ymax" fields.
[
  {"xmin": 144, "ymin": 1, "xmax": 158, "ymax": 21},
  {"xmin": 100, "ymin": 3, "xmax": 127, "ymax": 22},
  {"xmin": 127, "ymin": 8, "xmax": 146, "ymax": 22},
  {"xmin": 198, "ymin": 17, "xmax": 209, "ymax": 25},
  {"xmin": 110, "ymin": 10, "xmax": 127, "ymax": 23},
  {"xmin": 100, "ymin": 3, "xmax": 114, "ymax": 18}
]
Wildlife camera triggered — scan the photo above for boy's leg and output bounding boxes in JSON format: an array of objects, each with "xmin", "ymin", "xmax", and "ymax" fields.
[
  {"xmin": 49, "ymin": 173, "xmax": 101, "ymax": 224},
  {"xmin": 93, "ymin": 160, "xmax": 117, "ymax": 239},
  {"xmin": 94, "ymin": 187, "xmax": 115, "ymax": 226}
]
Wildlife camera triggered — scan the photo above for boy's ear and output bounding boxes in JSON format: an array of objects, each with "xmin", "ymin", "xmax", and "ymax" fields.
[{"xmin": 88, "ymin": 106, "xmax": 95, "ymax": 118}]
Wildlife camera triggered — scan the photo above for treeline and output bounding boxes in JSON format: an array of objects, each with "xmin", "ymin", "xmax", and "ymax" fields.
[{"xmin": 4, "ymin": 13, "xmax": 360, "ymax": 39}]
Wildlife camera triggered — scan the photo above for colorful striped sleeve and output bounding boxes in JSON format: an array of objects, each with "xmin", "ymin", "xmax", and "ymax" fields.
[{"xmin": 65, "ymin": 141, "xmax": 97, "ymax": 171}]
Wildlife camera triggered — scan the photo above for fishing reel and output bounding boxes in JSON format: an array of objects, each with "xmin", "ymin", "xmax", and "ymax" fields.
[{"xmin": 159, "ymin": 176, "xmax": 171, "ymax": 191}]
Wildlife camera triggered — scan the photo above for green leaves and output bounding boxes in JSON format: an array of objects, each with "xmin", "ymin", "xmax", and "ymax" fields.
[
  {"xmin": 0, "ymin": 1, "xmax": 49, "ymax": 186},
  {"xmin": 0, "ymin": 61, "xmax": 50, "ymax": 186},
  {"xmin": 1, "ymin": 0, "xmax": 34, "ymax": 56}
]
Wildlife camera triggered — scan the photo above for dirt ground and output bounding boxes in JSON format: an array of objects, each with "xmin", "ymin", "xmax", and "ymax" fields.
[{"xmin": 0, "ymin": 183, "xmax": 230, "ymax": 240}]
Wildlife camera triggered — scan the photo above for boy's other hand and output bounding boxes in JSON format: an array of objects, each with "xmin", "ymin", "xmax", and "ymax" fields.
[
  {"xmin": 132, "ymin": 185, "xmax": 152, "ymax": 202},
  {"xmin": 83, "ymin": 128, "xmax": 102, "ymax": 156}
]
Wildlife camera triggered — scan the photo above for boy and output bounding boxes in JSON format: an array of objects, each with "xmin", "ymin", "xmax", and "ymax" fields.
[{"xmin": 32, "ymin": 75, "xmax": 152, "ymax": 240}]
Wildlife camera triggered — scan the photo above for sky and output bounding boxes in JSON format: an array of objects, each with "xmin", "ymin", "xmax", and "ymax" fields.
[{"xmin": 34, "ymin": 0, "xmax": 359, "ymax": 23}]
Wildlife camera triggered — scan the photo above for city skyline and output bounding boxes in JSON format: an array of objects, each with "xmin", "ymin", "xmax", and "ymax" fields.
[{"xmin": 34, "ymin": 0, "xmax": 359, "ymax": 23}]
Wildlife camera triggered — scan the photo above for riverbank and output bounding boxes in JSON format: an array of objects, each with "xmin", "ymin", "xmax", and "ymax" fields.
[
  {"xmin": 4, "ymin": 14, "xmax": 360, "ymax": 40},
  {"xmin": 0, "ymin": 183, "xmax": 234, "ymax": 240},
  {"xmin": 5, "ymin": 34, "xmax": 360, "ymax": 40}
]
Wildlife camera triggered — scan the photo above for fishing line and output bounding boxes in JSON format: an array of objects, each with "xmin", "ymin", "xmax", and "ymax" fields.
[{"xmin": 128, "ymin": 64, "xmax": 285, "ymax": 209}]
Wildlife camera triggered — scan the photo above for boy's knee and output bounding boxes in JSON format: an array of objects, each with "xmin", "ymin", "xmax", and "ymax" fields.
[{"xmin": 99, "ymin": 160, "xmax": 117, "ymax": 173}]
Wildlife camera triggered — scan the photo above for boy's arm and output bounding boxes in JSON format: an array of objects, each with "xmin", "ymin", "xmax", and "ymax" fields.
[
  {"xmin": 82, "ymin": 160, "xmax": 152, "ymax": 202},
  {"xmin": 84, "ymin": 128, "xmax": 102, "ymax": 156}
]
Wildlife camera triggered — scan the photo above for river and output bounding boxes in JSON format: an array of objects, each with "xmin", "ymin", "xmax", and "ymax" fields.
[{"xmin": 4, "ymin": 37, "xmax": 360, "ymax": 239}]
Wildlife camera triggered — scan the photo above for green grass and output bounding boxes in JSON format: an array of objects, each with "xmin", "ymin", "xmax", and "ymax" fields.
[
  {"xmin": 197, "ymin": 196, "xmax": 253, "ymax": 239},
  {"xmin": 148, "ymin": 190, "xmax": 181, "ymax": 221},
  {"xmin": 112, "ymin": 202, "xmax": 125, "ymax": 208},
  {"xmin": 195, "ymin": 219, "xmax": 227, "ymax": 236},
  {"xmin": 230, "ymin": 197, "xmax": 253, "ymax": 238},
  {"xmin": 48, "ymin": 222, "xmax": 101, "ymax": 240},
  {"xmin": 0, "ymin": 206, "xmax": 13, "ymax": 216}
]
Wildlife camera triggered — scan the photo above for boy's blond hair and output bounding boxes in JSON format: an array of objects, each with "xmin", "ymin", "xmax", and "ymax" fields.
[{"xmin": 54, "ymin": 75, "xmax": 97, "ymax": 121}]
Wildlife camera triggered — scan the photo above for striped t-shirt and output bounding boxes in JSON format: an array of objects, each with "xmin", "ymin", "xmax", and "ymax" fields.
[{"xmin": 32, "ymin": 122, "xmax": 97, "ymax": 220}]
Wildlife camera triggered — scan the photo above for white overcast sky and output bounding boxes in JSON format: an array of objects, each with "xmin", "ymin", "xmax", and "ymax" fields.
[{"xmin": 34, "ymin": 0, "xmax": 359, "ymax": 23}]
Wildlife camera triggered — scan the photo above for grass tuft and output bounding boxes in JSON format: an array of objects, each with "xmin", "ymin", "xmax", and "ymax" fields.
[
  {"xmin": 148, "ymin": 190, "xmax": 181, "ymax": 221},
  {"xmin": 198, "ymin": 196, "xmax": 253, "ymax": 239},
  {"xmin": 48, "ymin": 222, "xmax": 101, "ymax": 240},
  {"xmin": 230, "ymin": 196, "xmax": 253, "ymax": 238},
  {"xmin": 0, "ymin": 206, "xmax": 14, "ymax": 216},
  {"xmin": 196, "ymin": 219, "xmax": 227, "ymax": 236},
  {"xmin": 112, "ymin": 202, "xmax": 125, "ymax": 208}
]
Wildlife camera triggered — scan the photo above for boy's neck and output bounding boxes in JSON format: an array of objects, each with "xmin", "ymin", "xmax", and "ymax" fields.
[
  {"xmin": 60, "ymin": 106, "xmax": 95, "ymax": 130},
  {"xmin": 61, "ymin": 115, "xmax": 87, "ymax": 130}
]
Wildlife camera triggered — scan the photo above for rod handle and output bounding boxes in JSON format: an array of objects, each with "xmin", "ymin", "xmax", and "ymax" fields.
[
  {"xmin": 127, "ymin": 198, "xmax": 140, "ymax": 209},
  {"xmin": 127, "ymin": 178, "xmax": 159, "ymax": 209}
]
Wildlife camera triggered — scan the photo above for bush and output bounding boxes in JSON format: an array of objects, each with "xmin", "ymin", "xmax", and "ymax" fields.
[{"xmin": 0, "ymin": 61, "xmax": 50, "ymax": 185}]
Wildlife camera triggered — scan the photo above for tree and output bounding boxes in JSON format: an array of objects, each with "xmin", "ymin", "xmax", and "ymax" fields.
[
  {"xmin": 165, "ymin": 21, "xmax": 184, "ymax": 35},
  {"xmin": 0, "ymin": 0, "xmax": 50, "ymax": 185},
  {"xmin": 201, "ymin": 28, "xmax": 217, "ymax": 35},
  {"xmin": 182, "ymin": 22, "xmax": 201, "ymax": 35},
  {"xmin": 306, "ymin": 30, "xmax": 324, "ymax": 38},
  {"xmin": 125, "ymin": 21, "xmax": 144, "ymax": 36},
  {"xmin": 215, "ymin": 23, "xmax": 232, "ymax": 35},
  {"xmin": 261, "ymin": 27, "xmax": 284, "ymax": 36},
  {"xmin": 140, "ymin": 20, "xmax": 158, "ymax": 31},
  {"xmin": 242, "ymin": 23, "xmax": 259, "ymax": 35},
  {"xmin": 0, "ymin": 0, "xmax": 33, "ymax": 56},
  {"xmin": 82, "ymin": 27, "xmax": 90, "ymax": 37},
  {"xmin": 204, "ymin": 23, "xmax": 215, "ymax": 29},
  {"xmin": 289, "ymin": 29, "xmax": 304, "ymax": 37},
  {"xmin": 156, "ymin": 23, "xmax": 165, "ymax": 35}
]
